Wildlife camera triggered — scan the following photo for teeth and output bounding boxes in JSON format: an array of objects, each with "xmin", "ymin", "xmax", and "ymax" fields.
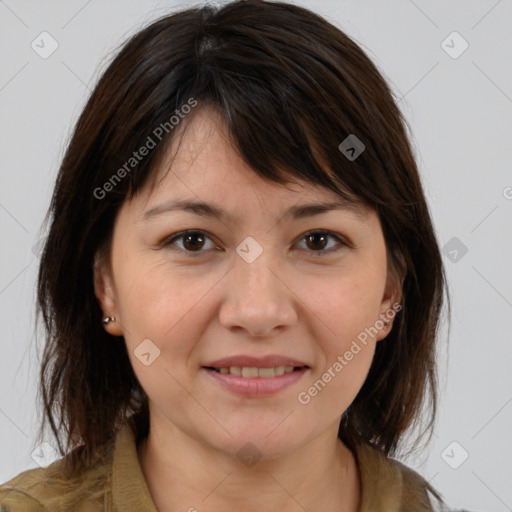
[{"xmin": 213, "ymin": 366, "xmax": 299, "ymax": 377}]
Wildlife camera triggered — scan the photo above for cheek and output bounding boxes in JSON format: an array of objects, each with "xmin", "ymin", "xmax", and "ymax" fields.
[
  {"xmin": 298, "ymin": 274, "xmax": 381, "ymax": 395},
  {"xmin": 114, "ymin": 261, "xmax": 218, "ymax": 351},
  {"xmin": 295, "ymin": 336, "xmax": 376, "ymax": 434},
  {"xmin": 114, "ymin": 265, "xmax": 216, "ymax": 408},
  {"xmin": 303, "ymin": 271, "xmax": 383, "ymax": 342}
]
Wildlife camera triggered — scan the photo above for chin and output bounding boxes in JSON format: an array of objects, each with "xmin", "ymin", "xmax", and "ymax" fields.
[{"xmin": 214, "ymin": 427, "xmax": 304, "ymax": 462}]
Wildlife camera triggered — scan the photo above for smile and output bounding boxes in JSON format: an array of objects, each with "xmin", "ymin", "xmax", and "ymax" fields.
[
  {"xmin": 205, "ymin": 366, "xmax": 303, "ymax": 377},
  {"xmin": 201, "ymin": 366, "xmax": 309, "ymax": 397}
]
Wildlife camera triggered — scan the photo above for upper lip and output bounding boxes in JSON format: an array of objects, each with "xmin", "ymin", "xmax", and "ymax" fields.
[{"xmin": 203, "ymin": 355, "xmax": 309, "ymax": 369}]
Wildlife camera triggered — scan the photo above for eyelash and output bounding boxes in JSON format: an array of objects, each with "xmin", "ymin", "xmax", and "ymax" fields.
[{"xmin": 160, "ymin": 229, "xmax": 348, "ymax": 258}]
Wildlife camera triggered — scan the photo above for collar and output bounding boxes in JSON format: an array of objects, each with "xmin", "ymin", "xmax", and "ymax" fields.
[
  {"xmin": 112, "ymin": 421, "xmax": 157, "ymax": 511},
  {"xmin": 353, "ymin": 440, "xmax": 402, "ymax": 511}
]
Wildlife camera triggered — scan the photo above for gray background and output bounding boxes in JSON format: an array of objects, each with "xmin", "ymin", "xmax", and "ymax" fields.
[{"xmin": 1, "ymin": 1, "xmax": 511, "ymax": 510}]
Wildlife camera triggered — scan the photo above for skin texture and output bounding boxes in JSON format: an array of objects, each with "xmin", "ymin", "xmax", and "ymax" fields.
[{"xmin": 94, "ymin": 107, "xmax": 401, "ymax": 512}]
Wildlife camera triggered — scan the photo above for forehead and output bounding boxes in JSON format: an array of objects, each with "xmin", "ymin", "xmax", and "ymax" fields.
[{"xmin": 132, "ymin": 106, "xmax": 371, "ymax": 224}]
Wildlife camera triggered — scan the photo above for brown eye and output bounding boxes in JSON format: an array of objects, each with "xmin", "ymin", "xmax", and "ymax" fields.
[
  {"xmin": 163, "ymin": 230, "xmax": 217, "ymax": 256},
  {"xmin": 181, "ymin": 232, "xmax": 206, "ymax": 251},
  {"xmin": 161, "ymin": 229, "xmax": 347, "ymax": 258},
  {"xmin": 298, "ymin": 230, "xmax": 346, "ymax": 256},
  {"xmin": 305, "ymin": 232, "xmax": 329, "ymax": 251}
]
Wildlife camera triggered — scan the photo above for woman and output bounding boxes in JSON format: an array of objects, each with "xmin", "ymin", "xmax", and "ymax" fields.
[{"xmin": 0, "ymin": 1, "xmax": 467, "ymax": 510}]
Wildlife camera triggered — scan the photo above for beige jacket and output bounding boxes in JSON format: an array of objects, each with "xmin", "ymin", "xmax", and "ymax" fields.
[{"xmin": 0, "ymin": 421, "xmax": 450, "ymax": 511}]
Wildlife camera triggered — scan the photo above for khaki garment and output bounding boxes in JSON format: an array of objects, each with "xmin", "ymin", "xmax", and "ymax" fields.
[{"xmin": 0, "ymin": 421, "xmax": 444, "ymax": 511}]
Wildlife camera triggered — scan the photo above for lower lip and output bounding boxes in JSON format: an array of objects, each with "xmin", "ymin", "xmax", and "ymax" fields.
[{"xmin": 201, "ymin": 367, "xmax": 309, "ymax": 397}]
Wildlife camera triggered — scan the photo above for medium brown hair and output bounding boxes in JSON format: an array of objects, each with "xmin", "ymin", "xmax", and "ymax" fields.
[{"xmin": 36, "ymin": 0, "xmax": 450, "ymax": 475}]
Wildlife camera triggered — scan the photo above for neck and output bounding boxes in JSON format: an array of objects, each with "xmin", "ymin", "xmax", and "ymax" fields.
[{"xmin": 137, "ymin": 420, "xmax": 361, "ymax": 512}]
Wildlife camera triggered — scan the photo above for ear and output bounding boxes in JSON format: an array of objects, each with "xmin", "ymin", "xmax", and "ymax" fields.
[
  {"xmin": 93, "ymin": 250, "xmax": 124, "ymax": 336},
  {"xmin": 375, "ymin": 252, "xmax": 405, "ymax": 342}
]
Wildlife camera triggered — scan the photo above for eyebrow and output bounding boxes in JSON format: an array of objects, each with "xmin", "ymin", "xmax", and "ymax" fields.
[{"xmin": 139, "ymin": 198, "xmax": 367, "ymax": 223}]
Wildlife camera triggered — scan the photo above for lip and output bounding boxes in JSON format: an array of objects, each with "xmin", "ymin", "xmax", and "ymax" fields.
[
  {"xmin": 201, "ymin": 367, "xmax": 309, "ymax": 397},
  {"xmin": 203, "ymin": 354, "xmax": 309, "ymax": 369}
]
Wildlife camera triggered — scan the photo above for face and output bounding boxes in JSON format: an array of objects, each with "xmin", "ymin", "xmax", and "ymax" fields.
[{"xmin": 94, "ymin": 107, "xmax": 401, "ymax": 461}]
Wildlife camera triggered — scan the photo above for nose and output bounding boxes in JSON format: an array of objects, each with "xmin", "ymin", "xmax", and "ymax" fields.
[{"xmin": 218, "ymin": 248, "xmax": 298, "ymax": 338}]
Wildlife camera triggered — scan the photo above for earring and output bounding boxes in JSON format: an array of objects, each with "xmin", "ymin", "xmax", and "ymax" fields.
[{"xmin": 103, "ymin": 316, "xmax": 116, "ymax": 324}]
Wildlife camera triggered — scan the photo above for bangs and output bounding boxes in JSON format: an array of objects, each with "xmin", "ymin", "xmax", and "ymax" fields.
[{"xmin": 121, "ymin": 7, "xmax": 387, "ymax": 212}]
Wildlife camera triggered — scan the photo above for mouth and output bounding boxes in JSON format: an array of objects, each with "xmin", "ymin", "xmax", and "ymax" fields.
[
  {"xmin": 202, "ymin": 365, "xmax": 309, "ymax": 378},
  {"xmin": 201, "ymin": 365, "xmax": 309, "ymax": 397}
]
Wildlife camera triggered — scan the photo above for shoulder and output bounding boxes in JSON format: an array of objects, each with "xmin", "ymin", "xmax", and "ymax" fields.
[
  {"xmin": 390, "ymin": 456, "xmax": 445, "ymax": 510},
  {"xmin": 353, "ymin": 441, "xmax": 446, "ymax": 511},
  {"xmin": 0, "ymin": 444, "xmax": 114, "ymax": 512}
]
